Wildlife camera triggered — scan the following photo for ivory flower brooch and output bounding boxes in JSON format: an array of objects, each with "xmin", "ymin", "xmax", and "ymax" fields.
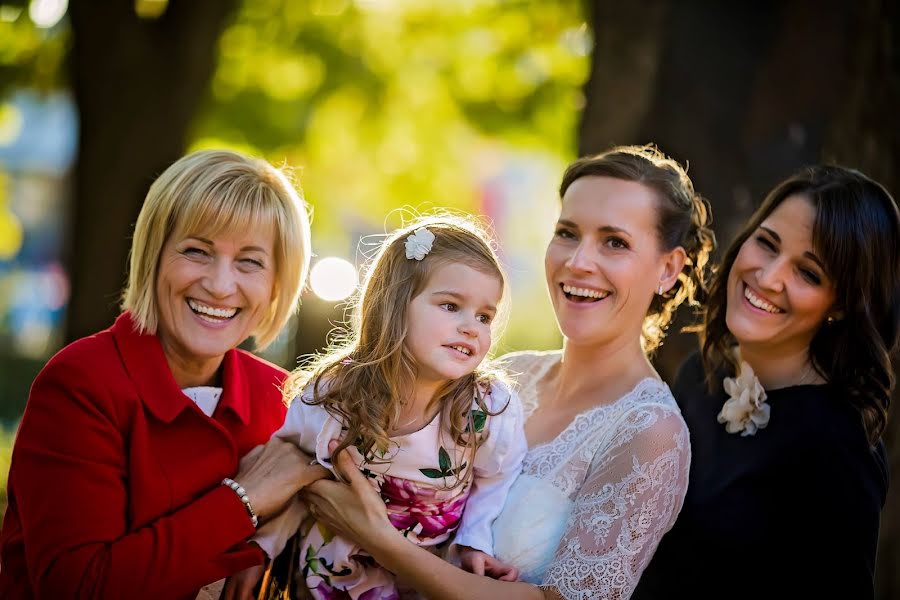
[{"xmin": 717, "ymin": 361, "xmax": 770, "ymax": 436}]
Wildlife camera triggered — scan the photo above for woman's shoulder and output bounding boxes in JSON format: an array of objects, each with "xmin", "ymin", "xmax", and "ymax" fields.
[
  {"xmin": 234, "ymin": 349, "xmax": 289, "ymax": 382},
  {"xmin": 786, "ymin": 386, "xmax": 890, "ymax": 504},
  {"xmin": 621, "ymin": 378, "xmax": 688, "ymax": 435},
  {"xmin": 792, "ymin": 386, "xmax": 884, "ymax": 451},
  {"xmin": 25, "ymin": 324, "xmax": 131, "ymax": 425},
  {"xmin": 38, "ymin": 324, "xmax": 121, "ymax": 385},
  {"xmin": 670, "ymin": 350, "xmax": 714, "ymax": 410},
  {"xmin": 672, "ymin": 351, "xmax": 706, "ymax": 388}
]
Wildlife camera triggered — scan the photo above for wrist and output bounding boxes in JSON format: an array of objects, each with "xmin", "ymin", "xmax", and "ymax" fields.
[
  {"xmin": 222, "ymin": 477, "xmax": 259, "ymax": 528},
  {"xmin": 366, "ymin": 523, "xmax": 408, "ymax": 565}
]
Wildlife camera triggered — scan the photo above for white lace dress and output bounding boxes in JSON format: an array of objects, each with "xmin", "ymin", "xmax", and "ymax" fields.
[{"xmin": 491, "ymin": 351, "xmax": 690, "ymax": 600}]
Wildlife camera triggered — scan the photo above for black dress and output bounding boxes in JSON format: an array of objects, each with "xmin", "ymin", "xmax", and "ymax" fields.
[{"xmin": 633, "ymin": 352, "xmax": 889, "ymax": 600}]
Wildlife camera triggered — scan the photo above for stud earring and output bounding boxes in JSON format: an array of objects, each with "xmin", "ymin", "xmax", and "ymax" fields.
[
  {"xmin": 657, "ymin": 284, "xmax": 664, "ymax": 296},
  {"xmin": 827, "ymin": 316, "xmax": 835, "ymax": 324}
]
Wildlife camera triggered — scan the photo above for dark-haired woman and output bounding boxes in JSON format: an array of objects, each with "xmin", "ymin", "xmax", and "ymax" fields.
[{"xmin": 633, "ymin": 165, "xmax": 898, "ymax": 600}]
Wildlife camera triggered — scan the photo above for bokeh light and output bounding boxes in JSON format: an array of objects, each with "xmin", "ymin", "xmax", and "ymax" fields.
[
  {"xmin": 29, "ymin": 0, "xmax": 67, "ymax": 29},
  {"xmin": 309, "ymin": 257, "xmax": 359, "ymax": 302}
]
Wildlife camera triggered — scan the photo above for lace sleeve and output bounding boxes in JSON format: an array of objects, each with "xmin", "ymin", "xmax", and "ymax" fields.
[{"xmin": 541, "ymin": 407, "xmax": 690, "ymax": 600}]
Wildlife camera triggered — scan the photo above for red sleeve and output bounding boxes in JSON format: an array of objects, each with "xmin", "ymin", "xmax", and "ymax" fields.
[{"xmin": 11, "ymin": 354, "xmax": 260, "ymax": 599}]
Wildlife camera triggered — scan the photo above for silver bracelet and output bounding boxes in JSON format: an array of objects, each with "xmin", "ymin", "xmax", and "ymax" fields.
[{"xmin": 221, "ymin": 477, "xmax": 259, "ymax": 528}]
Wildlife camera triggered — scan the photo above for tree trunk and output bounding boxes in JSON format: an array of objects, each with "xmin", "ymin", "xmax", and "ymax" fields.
[
  {"xmin": 580, "ymin": 1, "xmax": 898, "ymax": 597},
  {"xmin": 826, "ymin": 2, "xmax": 900, "ymax": 596},
  {"xmin": 65, "ymin": 0, "xmax": 238, "ymax": 343}
]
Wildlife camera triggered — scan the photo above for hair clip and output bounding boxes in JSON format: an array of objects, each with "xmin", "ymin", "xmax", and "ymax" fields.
[{"xmin": 405, "ymin": 227, "xmax": 435, "ymax": 260}]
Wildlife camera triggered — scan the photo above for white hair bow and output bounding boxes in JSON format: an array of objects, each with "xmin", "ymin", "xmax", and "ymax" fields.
[{"xmin": 404, "ymin": 227, "xmax": 435, "ymax": 260}]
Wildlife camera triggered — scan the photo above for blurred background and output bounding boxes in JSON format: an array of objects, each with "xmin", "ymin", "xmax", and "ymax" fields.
[{"xmin": 0, "ymin": 0, "xmax": 897, "ymax": 596}]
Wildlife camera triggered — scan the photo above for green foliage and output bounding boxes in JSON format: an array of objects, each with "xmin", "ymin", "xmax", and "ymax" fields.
[
  {"xmin": 193, "ymin": 0, "xmax": 586, "ymax": 225},
  {"xmin": 192, "ymin": 0, "xmax": 587, "ymax": 351},
  {"xmin": 0, "ymin": 422, "xmax": 16, "ymax": 515},
  {"xmin": 0, "ymin": 3, "xmax": 68, "ymax": 98}
]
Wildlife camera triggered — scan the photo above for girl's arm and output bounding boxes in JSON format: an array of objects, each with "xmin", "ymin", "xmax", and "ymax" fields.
[
  {"xmin": 452, "ymin": 384, "xmax": 528, "ymax": 555},
  {"xmin": 302, "ymin": 445, "xmax": 550, "ymax": 600}
]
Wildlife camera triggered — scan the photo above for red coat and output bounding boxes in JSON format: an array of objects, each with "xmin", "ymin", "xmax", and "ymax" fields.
[{"xmin": 0, "ymin": 312, "xmax": 288, "ymax": 599}]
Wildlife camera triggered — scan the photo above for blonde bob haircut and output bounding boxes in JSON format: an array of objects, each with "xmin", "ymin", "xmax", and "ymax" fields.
[{"xmin": 122, "ymin": 149, "xmax": 311, "ymax": 350}]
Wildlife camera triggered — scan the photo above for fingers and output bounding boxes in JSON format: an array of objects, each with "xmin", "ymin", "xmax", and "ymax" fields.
[
  {"xmin": 300, "ymin": 480, "xmax": 344, "ymax": 515},
  {"xmin": 236, "ymin": 439, "xmax": 324, "ymax": 519},
  {"xmin": 340, "ymin": 451, "xmax": 366, "ymax": 487},
  {"xmin": 237, "ymin": 444, "xmax": 263, "ymax": 471},
  {"xmin": 221, "ymin": 578, "xmax": 235, "ymax": 600},
  {"xmin": 483, "ymin": 558, "xmax": 519, "ymax": 582},
  {"xmin": 300, "ymin": 463, "xmax": 332, "ymax": 487},
  {"xmin": 459, "ymin": 548, "xmax": 487, "ymax": 576},
  {"xmin": 303, "ymin": 478, "xmax": 343, "ymax": 499},
  {"xmin": 235, "ymin": 568, "xmax": 260, "ymax": 600},
  {"xmin": 327, "ymin": 443, "xmax": 368, "ymax": 490},
  {"xmin": 470, "ymin": 555, "xmax": 485, "ymax": 576},
  {"xmin": 221, "ymin": 564, "xmax": 263, "ymax": 600}
]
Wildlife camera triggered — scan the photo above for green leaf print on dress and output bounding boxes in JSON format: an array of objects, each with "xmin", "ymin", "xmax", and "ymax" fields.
[{"xmin": 419, "ymin": 446, "xmax": 467, "ymax": 479}]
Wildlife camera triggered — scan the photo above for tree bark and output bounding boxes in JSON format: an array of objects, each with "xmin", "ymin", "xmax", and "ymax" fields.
[
  {"xmin": 65, "ymin": 0, "xmax": 238, "ymax": 342},
  {"xmin": 826, "ymin": 3, "xmax": 900, "ymax": 596}
]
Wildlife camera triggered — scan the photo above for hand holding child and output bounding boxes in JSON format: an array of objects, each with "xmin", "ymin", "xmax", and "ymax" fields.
[
  {"xmin": 458, "ymin": 546, "xmax": 519, "ymax": 582},
  {"xmin": 220, "ymin": 563, "xmax": 265, "ymax": 600}
]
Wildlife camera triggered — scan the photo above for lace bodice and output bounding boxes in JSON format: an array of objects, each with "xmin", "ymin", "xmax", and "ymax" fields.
[{"xmin": 494, "ymin": 350, "xmax": 691, "ymax": 600}]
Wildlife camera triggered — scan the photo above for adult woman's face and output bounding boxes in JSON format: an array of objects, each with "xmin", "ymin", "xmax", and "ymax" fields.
[
  {"xmin": 726, "ymin": 194, "xmax": 837, "ymax": 356},
  {"xmin": 155, "ymin": 224, "xmax": 276, "ymax": 373},
  {"xmin": 545, "ymin": 176, "xmax": 667, "ymax": 348}
]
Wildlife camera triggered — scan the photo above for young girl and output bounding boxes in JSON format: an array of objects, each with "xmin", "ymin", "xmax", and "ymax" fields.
[{"xmin": 239, "ymin": 216, "xmax": 527, "ymax": 599}]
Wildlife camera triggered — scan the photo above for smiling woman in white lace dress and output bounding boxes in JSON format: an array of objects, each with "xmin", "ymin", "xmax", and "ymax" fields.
[{"xmin": 300, "ymin": 145, "xmax": 716, "ymax": 600}]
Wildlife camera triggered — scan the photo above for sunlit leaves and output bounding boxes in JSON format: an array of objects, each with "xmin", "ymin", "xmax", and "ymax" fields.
[
  {"xmin": 0, "ymin": 174, "xmax": 23, "ymax": 260},
  {"xmin": 0, "ymin": 102, "xmax": 24, "ymax": 145},
  {"xmin": 196, "ymin": 0, "xmax": 586, "ymax": 232},
  {"xmin": 0, "ymin": 5, "xmax": 68, "ymax": 97},
  {"xmin": 190, "ymin": 1, "xmax": 584, "ymax": 352}
]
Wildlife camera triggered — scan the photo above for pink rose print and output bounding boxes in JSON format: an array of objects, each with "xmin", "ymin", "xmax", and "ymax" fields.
[
  {"xmin": 358, "ymin": 586, "xmax": 401, "ymax": 600},
  {"xmin": 379, "ymin": 474, "xmax": 469, "ymax": 540},
  {"xmin": 310, "ymin": 581, "xmax": 352, "ymax": 599}
]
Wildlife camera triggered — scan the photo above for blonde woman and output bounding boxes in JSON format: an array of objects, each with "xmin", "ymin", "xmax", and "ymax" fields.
[{"xmin": 0, "ymin": 150, "xmax": 328, "ymax": 599}]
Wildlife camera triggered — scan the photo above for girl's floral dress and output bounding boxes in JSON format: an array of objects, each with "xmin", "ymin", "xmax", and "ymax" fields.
[{"xmin": 253, "ymin": 381, "xmax": 527, "ymax": 600}]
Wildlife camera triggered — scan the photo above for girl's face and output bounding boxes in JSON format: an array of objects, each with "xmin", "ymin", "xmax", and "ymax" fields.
[
  {"xmin": 405, "ymin": 262, "xmax": 502, "ymax": 385},
  {"xmin": 726, "ymin": 194, "xmax": 838, "ymax": 356},
  {"xmin": 545, "ymin": 176, "xmax": 683, "ymax": 348}
]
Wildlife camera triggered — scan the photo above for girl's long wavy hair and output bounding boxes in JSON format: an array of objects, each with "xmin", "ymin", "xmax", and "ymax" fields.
[
  {"xmin": 702, "ymin": 165, "xmax": 900, "ymax": 445},
  {"xmin": 560, "ymin": 145, "xmax": 716, "ymax": 352},
  {"xmin": 284, "ymin": 215, "xmax": 509, "ymax": 484}
]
